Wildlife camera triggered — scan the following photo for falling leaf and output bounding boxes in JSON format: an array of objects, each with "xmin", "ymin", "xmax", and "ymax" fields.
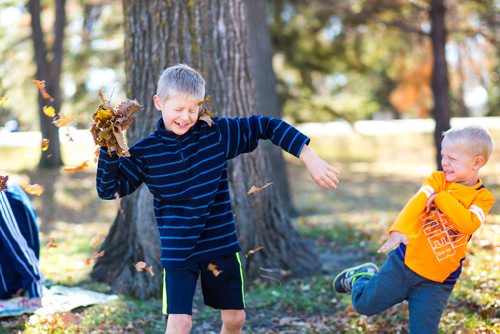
[
  {"xmin": 63, "ymin": 160, "xmax": 89, "ymax": 173},
  {"xmin": 134, "ymin": 261, "xmax": 147, "ymax": 271},
  {"xmin": 0, "ymin": 175, "xmax": 8, "ymax": 191},
  {"xmin": 145, "ymin": 266, "xmax": 155, "ymax": 277},
  {"xmin": 93, "ymin": 146, "xmax": 100, "ymax": 163},
  {"xmin": 245, "ymin": 245, "xmax": 264, "ymax": 258},
  {"xmin": 247, "ymin": 182, "xmax": 274, "ymax": 195},
  {"xmin": 65, "ymin": 128, "xmax": 74, "ymax": 142},
  {"xmin": 260, "ymin": 274, "xmax": 282, "ymax": 285},
  {"xmin": 90, "ymin": 90, "xmax": 143, "ymax": 157},
  {"xmin": 0, "ymin": 96, "xmax": 8, "ymax": 108},
  {"xmin": 33, "ymin": 80, "xmax": 55, "ymax": 102},
  {"xmin": 90, "ymin": 234, "xmax": 105, "ymax": 251},
  {"xmin": 85, "ymin": 250, "xmax": 105, "ymax": 265},
  {"xmin": 46, "ymin": 237, "xmax": 58, "ymax": 249},
  {"xmin": 198, "ymin": 95, "xmax": 215, "ymax": 127},
  {"xmin": 21, "ymin": 183, "xmax": 44, "ymax": 196},
  {"xmin": 52, "ymin": 116, "xmax": 71, "ymax": 127},
  {"xmin": 207, "ymin": 263, "xmax": 223, "ymax": 277},
  {"xmin": 200, "ymin": 114, "xmax": 214, "ymax": 127},
  {"xmin": 134, "ymin": 261, "xmax": 155, "ymax": 276},
  {"xmin": 43, "ymin": 105, "xmax": 56, "ymax": 118},
  {"xmin": 41, "ymin": 139, "xmax": 50, "ymax": 151}
]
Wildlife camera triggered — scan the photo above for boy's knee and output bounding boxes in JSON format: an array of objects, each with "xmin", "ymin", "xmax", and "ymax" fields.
[
  {"xmin": 221, "ymin": 309, "xmax": 246, "ymax": 330},
  {"xmin": 166, "ymin": 314, "xmax": 192, "ymax": 334},
  {"xmin": 353, "ymin": 303, "xmax": 378, "ymax": 317}
]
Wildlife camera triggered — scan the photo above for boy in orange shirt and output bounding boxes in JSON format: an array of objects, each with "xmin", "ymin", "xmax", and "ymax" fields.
[{"xmin": 333, "ymin": 125, "xmax": 495, "ymax": 334}]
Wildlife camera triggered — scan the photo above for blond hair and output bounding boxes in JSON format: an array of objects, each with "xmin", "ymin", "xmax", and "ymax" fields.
[
  {"xmin": 442, "ymin": 125, "xmax": 493, "ymax": 163},
  {"xmin": 156, "ymin": 64, "xmax": 205, "ymax": 102}
]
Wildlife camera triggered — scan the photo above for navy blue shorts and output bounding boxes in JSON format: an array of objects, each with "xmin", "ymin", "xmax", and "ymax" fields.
[{"xmin": 162, "ymin": 253, "xmax": 245, "ymax": 315}]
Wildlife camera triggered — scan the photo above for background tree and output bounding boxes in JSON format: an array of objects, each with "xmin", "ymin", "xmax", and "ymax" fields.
[
  {"xmin": 92, "ymin": 0, "xmax": 320, "ymax": 299},
  {"xmin": 28, "ymin": 0, "xmax": 67, "ymax": 168}
]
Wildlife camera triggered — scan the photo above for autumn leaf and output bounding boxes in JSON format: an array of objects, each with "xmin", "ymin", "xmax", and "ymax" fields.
[
  {"xmin": 0, "ymin": 175, "xmax": 8, "ymax": 191},
  {"xmin": 63, "ymin": 160, "xmax": 89, "ymax": 173},
  {"xmin": 46, "ymin": 237, "xmax": 58, "ymax": 249},
  {"xmin": 134, "ymin": 261, "xmax": 155, "ymax": 276},
  {"xmin": 245, "ymin": 245, "xmax": 264, "ymax": 258},
  {"xmin": 247, "ymin": 182, "xmax": 274, "ymax": 195},
  {"xmin": 85, "ymin": 250, "xmax": 105, "ymax": 265},
  {"xmin": 42, "ymin": 138, "xmax": 50, "ymax": 151},
  {"xmin": 90, "ymin": 89, "xmax": 143, "ymax": 157},
  {"xmin": 198, "ymin": 95, "xmax": 215, "ymax": 127},
  {"xmin": 207, "ymin": 263, "xmax": 223, "ymax": 277},
  {"xmin": 90, "ymin": 234, "xmax": 105, "ymax": 252},
  {"xmin": 0, "ymin": 96, "xmax": 8, "ymax": 108},
  {"xmin": 93, "ymin": 146, "xmax": 100, "ymax": 163},
  {"xmin": 33, "ymin": 80, "xmax": 55, "ymax": 102},
  {"xmin": 134, "ymin": 261, "xmax": 147, "ymax": 271},
  {"xmin": 52, "ymin": 115, "xmax": 71, "ymax": 127},
  {"xmin": 21, "ymin": 183, "xmax": 44, "ymax": 196},
  {"xmin": 43, "ymin": 105, "xmax": 56, "ymax": 118}
]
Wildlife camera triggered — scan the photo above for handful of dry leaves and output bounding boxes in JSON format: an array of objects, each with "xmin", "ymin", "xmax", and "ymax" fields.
[{"xmin": 90, "ymin": 90, "xmax": 143, "ymax": 157}]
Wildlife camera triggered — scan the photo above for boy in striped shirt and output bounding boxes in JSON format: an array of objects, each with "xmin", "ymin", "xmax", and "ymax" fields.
[
  {"xmin": 333, "ymin": 126, "xmax": 495, "ymax": 334},
  {"xmin": 96, "ymin": 64, "xmax": 339, "ymax": 334}
]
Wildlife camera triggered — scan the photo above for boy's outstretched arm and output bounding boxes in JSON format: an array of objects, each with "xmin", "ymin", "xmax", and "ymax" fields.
[
  {"xmin": 299, "ymin": 145, "xmax": 339, "ymax": 190},
  {"xmin": 378, "ymin": 231, "xmax": 408, "ymax": 253}
]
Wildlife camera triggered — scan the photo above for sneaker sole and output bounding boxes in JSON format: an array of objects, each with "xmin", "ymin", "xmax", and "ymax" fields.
[{"xmin": 333, "ymin": 262, "xmax": 379, "ymax": 294}]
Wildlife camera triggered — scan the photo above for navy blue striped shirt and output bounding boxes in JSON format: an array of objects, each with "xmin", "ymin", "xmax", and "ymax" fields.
[
  {"xmin": 0, "ymin": 184, "xmax": 43, "ymax": 298},
  {"xmin": 96, "ymin": 116, "xmax": 310, "ymax": 269}
]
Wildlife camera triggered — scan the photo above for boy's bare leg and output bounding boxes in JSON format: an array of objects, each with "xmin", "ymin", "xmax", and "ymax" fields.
[
  {"xmin": 220, "ymin": 309, "xmax": 245, "ymax": 334},
  {"xmin": 166, "ymin": 314, "xmax": 192, "ymax": 334}
]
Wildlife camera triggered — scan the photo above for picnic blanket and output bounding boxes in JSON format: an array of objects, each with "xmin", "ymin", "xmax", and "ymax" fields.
[{"xmin": 0, "ymin": 285, "xmax": 118, "ymax": 317}]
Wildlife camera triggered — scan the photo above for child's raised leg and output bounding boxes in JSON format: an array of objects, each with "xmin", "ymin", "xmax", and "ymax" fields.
[{"xmin": 220, "ymin": 309, "xmax": 245, "ymax": 334}]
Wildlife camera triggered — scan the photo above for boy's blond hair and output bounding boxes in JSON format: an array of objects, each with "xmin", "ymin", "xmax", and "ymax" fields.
[
  {"xmin": 442, "ymin": 125, "xmax": 493, "ymax": 163},
  {"xmin": 156, "ymin": 64, "xmax": 205, "ymax": 102}
]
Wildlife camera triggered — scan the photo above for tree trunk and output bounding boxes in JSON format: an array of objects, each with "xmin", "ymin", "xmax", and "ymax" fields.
[
  {"xmin": 429, "ymin": 0, "xmax": 451, "ymax": 170},
  {"xmin": 246, "ymin": 0, "xmax": 298, "ymax": 216},
  {"xmin": 28, "ymin": 0, "xmax": 66, "ymax": 168},
  {"xmin": 92, "ymin": 0, "xmax": 319, "ymax": 298}
]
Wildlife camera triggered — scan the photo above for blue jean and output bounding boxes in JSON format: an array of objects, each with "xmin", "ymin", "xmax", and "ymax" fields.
[{"xmin": 352, "ymin": 250, "xmax": 454, "ymax": 334}]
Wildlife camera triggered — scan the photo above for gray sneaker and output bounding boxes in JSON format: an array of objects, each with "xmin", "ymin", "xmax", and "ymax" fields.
[{"xmin": 333, "ymin": 263, "xmax": 379, "ymax": 293}]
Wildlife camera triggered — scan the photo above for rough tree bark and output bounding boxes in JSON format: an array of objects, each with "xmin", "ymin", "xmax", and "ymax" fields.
[
  {"xmin": 28, "ymin": 0, "xmax": 66, "ymax": 168},
  {"xmin": 430, "ymin": 0, "xmax": 451, "ymax": 170},
  {"xmin": 92, "ymin": 0, "xmax": 320, "ymax": 299},
  {"xmin": 246, "ymin": 0, "xmax": 298, "ymax": 217}
]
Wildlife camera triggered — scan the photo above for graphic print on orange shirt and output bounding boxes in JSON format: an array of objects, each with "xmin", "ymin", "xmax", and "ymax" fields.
[{"xmin": 420, "ymin": 206, "xmax": 468, "ymax": 262}]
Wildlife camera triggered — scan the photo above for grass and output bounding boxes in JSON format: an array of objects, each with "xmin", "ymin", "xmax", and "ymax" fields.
[{"xmin": 0, "ymin": 129, "xmax": 499, "ymax": 333}]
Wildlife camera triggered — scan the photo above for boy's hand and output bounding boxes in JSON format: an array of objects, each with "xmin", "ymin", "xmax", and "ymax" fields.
[
  {"xmin": 378, "ymin": 231, "xmax": 408, "ymax": 253},
  {"xmin": 299, "ymin": 145, "xmax": 339, "ymax": 190},
  {"xmin": 425, "ymin": 193, "xmax": 438, "ymax": 213}
]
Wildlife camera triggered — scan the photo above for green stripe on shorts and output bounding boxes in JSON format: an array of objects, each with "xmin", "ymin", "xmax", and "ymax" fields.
[{"xmin": 235, "ymin": 252, "xmax": 246, "ymax": 308}]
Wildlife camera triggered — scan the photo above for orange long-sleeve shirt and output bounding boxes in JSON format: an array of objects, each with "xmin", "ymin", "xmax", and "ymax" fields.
[{"xmin": 390, "ymin": 171, "xmax": 495, "ymax": 283}]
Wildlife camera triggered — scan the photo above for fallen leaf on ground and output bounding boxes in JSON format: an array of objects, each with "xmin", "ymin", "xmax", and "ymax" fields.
[{"xmin": 247, "ymin": 182, "xmax": 273, "ymax": 195}]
